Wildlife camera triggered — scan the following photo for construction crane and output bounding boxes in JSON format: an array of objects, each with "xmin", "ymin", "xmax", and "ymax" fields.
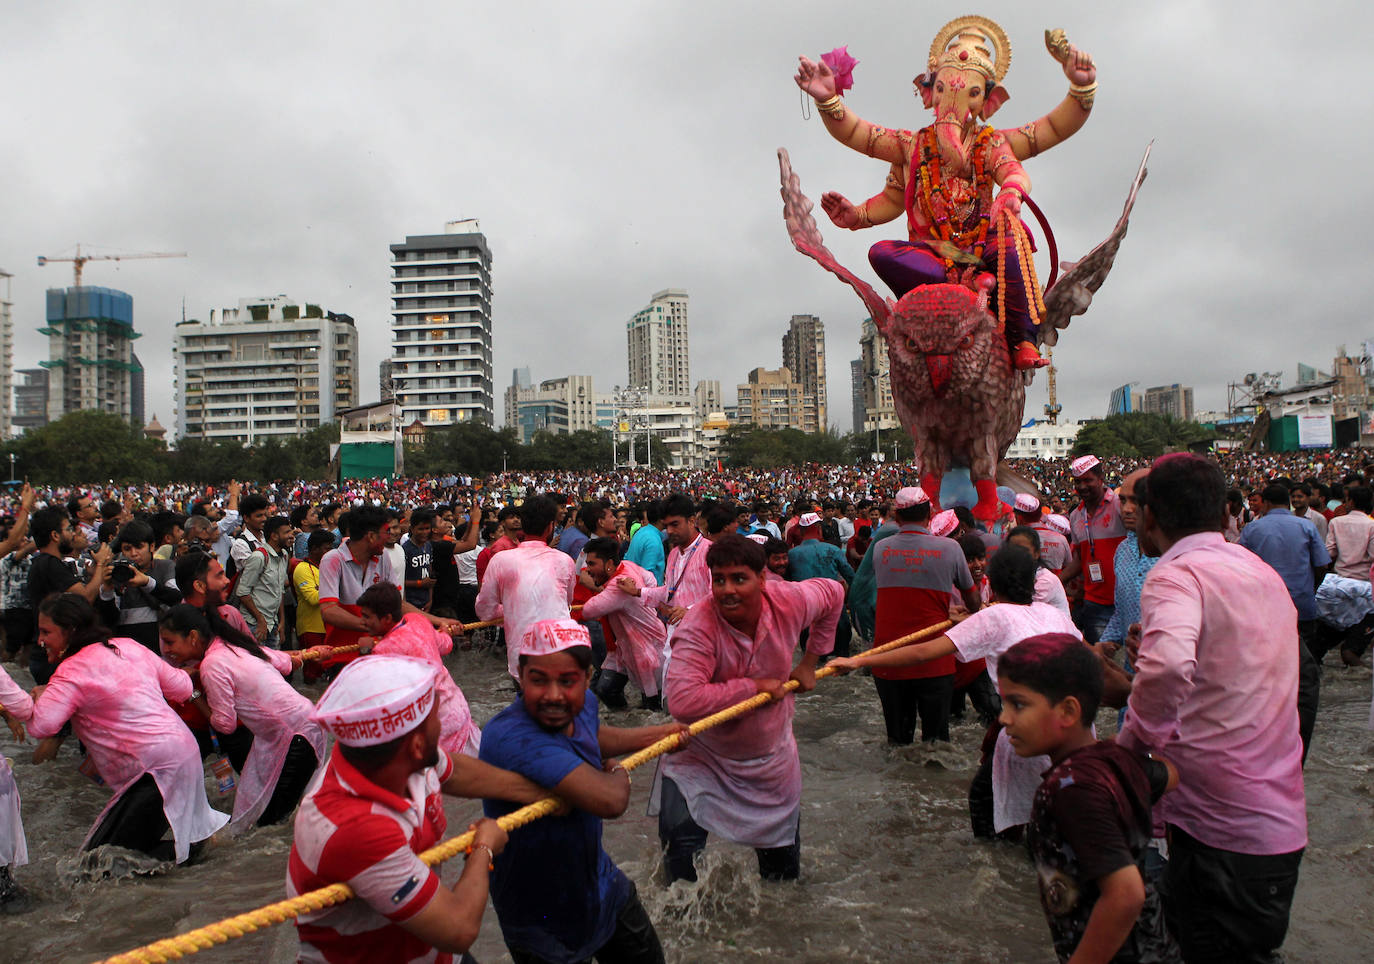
[
  {"xmin": 1042, "ymin": 348, "xmax": 1062, "ymax": 424},
  {"xmin": 37, "ymin": 243, "xmax": 186, "ymax": 287}
]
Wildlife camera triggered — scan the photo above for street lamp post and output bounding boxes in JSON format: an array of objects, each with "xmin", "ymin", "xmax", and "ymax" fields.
[
  {"xmin": 867, "ymin": 370, "xmax": 885, "ymax": 459},
  {"xmin": 7, "ymin": 453, "xmax": 14, "ymax": 481},
  {"xmin": 502, "ymin": 450, "xmax": 508, "ymax": 473}
]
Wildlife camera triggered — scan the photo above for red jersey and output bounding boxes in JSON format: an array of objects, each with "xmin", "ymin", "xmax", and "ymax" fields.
[
  {"xmin": 872, "ymin": 525, "xmax": 973, "ymax": 680},
  {"xmin": 288, "ymin": 749, "xmax": 454, "ymax": 963},
  {"xmin": 1069, "ymin": 489, "xmax": 1127, "ymax": 606}
]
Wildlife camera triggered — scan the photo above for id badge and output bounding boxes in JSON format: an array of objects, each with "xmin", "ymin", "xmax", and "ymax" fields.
[{"xmin": 1087, "ymin": 561, "xmax": 1104, "ymax": 583}]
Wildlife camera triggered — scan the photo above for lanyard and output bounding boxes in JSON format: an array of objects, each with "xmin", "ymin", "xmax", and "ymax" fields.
[
  {"xmin": 1081, "ymin": 498, "xmax": 1110, "ymax": 557},
  {"xmin": 665, "ymin": 539, "xmax": 703, "ymax": 604}
]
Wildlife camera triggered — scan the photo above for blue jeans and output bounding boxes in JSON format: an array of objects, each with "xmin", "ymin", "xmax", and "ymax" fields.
[{"xmin": 1076, "ymin": 600, "xmax": 1115, "ymax": 646}]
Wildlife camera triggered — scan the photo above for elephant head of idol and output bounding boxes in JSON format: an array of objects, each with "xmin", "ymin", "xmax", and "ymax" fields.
[{"xmin": 914, "ymin": 16, "xmax": 1012, "ymax": 173}]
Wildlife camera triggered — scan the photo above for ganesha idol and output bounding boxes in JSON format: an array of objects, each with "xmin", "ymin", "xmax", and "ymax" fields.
[
  {"xmin": 783, "ymin": 16, "xmax": 1148, "ymax": 521},
  {"xmin": 795, "ymin": 15, "xmax": 1097, "ymax": 371}
]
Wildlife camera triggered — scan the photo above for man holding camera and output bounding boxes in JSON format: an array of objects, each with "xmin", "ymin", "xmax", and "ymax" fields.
[{"xmin": 100, "ymin": 519, "xmax": 182, "ymax": 653}]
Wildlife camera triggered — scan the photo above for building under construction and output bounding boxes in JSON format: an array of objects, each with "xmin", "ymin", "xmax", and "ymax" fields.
[{"xmin": 39, "ymin": 286, "xmax": 144, "ymax": 425}]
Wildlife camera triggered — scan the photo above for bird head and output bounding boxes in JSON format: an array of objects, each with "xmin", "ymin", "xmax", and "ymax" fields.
[{"xmin": 886, "ymin": 283, "xmax": 1000, "ymax": 399}]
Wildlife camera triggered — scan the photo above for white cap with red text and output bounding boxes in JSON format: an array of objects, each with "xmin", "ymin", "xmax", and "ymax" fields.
[
  {"xmin": 798, "ymin": 512, "xmax": 822, "ymax": 528},
  {"xmin": 1045, "ymin": 514, "xmax": 1071, "ymax": 536},
  {"xmin": 521, "ymin": 618, "xmax": 591, "ymax": 658},
  {"xmin": 1070, "ymin": 455, "xmax": 1101, "ymax": 478},
  {"xmin": 313, "ymin": 655, "xmax": 437, "ymax": 747},
  {"xmin": 893, "ymin": 486, "xmax": 930, "ymax": 509},
  {"xmin": 1013, "ymin": 493, "xmax": 1041, "ymax": 514},
  {"xmin": 930, "ymin": 509, "xmax": 958, "ymax": 537}
]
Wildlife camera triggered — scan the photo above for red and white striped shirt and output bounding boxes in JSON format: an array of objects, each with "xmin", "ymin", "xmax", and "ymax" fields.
[{"xmin": 287, "ymin": 748, "xmax": 453, "ymax": 963}]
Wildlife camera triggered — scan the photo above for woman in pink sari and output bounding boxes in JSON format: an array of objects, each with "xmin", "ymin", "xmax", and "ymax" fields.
[
  {"xmin": 159, "ymin": 604, "xmax": 326, "ymax": 833},
  {"xmin": 28, "ymin": 594, "xmax": 228, "ymax": 863}
]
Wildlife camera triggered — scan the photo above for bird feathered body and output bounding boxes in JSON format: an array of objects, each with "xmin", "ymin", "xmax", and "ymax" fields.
[{"xmin": 778, "ymin": 146, "xmax": 1147, "ymax": 517}]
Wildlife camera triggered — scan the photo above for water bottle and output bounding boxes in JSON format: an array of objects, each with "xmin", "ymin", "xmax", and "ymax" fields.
[{"xmin": 208, "ymin": 735, "xmax": 235, "ymax": 796}]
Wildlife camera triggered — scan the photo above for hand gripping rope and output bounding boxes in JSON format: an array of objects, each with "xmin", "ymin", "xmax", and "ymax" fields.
[{"xmin": 97, "ymin": 618, "xmax": 954, "ymax": 964}]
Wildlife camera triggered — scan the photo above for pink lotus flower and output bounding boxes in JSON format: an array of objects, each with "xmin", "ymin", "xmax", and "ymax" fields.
[{"xmin": 821, "ymin": 46, "xmax": 858, "ymax": 94}]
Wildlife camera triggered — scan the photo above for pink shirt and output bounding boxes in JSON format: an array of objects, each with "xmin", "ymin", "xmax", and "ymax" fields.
[
  {"xmin": 1118, "ymin": 533, "xmax": 1307, "ymax": 855},
  {"xmin": 200, "ymin": 638, "xmax": 327, "ymax": 832},
  {"xmin": 475, "ymin": 540, "xmax": 577, "ymax": 678},
  {"xmin": 579, "ymin": 561, "xmax": 666, "ymax": 697},
  {"xmin": 1326, "ymin": 511, "xmax": 1374, "ymax": 581},
  {"xmin": 661, "ymin": 578, "xmax": 843, "ymax": 848},
  {"xmin": 29, "ymin": 638, "xmax": 229, "ymax": 862},
  {"xmin": 0, "ymin": 665, "xmax": 33, "ymax": 722},
  {"xmin": 372, "ymin": 613, "xmax": 481, "ymax": 757},
  {"xmin": 643, "ymin": 534, "xmax": 712, "ymax": 614}
]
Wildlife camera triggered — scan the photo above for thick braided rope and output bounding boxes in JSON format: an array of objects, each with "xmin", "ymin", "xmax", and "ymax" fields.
[
  {"xmin": 288, "ymin": 607, "xmax": 586, "ymax": 662},
  {"xmin": 98, "ymin": 618, "xmax": 952, "ymax": 963}
]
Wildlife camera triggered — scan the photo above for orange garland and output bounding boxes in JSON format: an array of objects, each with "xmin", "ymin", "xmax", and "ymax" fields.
[{"xmin": 915, "ymin": 125, "xmax": 996, "ymax": 278}]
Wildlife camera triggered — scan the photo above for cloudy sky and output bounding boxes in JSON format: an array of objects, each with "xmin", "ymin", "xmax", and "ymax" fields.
[{"xmin": 1, "ymin": 2, "xmax": 1364, "ymax": 437}]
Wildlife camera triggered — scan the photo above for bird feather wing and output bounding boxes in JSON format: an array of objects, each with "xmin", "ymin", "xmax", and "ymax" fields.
[
  {"xmin": 778, "ymin": 148, "xmax": 895, "ymax": 331},
  {"xmin": 1038, "ymin": 142, "xmax": 1152, "ymax": 347}
]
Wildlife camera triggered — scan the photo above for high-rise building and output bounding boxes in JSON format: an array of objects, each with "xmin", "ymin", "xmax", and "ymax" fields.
[
  {"xmin": 40, "ymin": 286, "xmax": 141, "ymax": 423},
  {"xmin": 174, "ymin": 295, "xmax": 359, "ymax": 442},
  {"xmin": 858, "ymin": 318, "xmax": 897, "ymax": 435},
  {"xmin": 781, "ymin": 314, "xmax": 827, "ymax": 431},
  {"xmin": 0, "ymin": 270, "xmax": 12, "ymax": 438},
  {"xmin": 692, "ymin": 379, "xmax": 722, "ymax": 419},
  {"xmin": 390, "ymin": 220, "xmax": 494, "ymax": 427},
  {"xmin": 13, "ymin": 368, "xmax": 48, "ymax": 433},
  {"xmin": 850, "ymin": 358, "xmax": 865, "ymax": 435},
  {"xmin": 1107, "ymin": 384, "xmax": 1136, "ymax": 416},
  {"xmin": 505, "ymin": 373, "xmax": 615, "ymax": 443},
  {"xmin": 627, "ymin": 289, "xmax": 689, "ymax": 397},
  {"xmin": 1140, "ymin": 384, "xmax": 1194, "ymax": 422},
  {"xmin": 735, "ymin": 367, "xmax": 817, "ymax": 432},
  {"xmin": 130, "ymin": 352, "xmax": 146, "ymax": 427}
]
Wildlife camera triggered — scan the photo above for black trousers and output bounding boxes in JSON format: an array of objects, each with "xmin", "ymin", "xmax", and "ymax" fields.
[
  {"xmin": 1295, "ymin": 620, "xmax": 1321, "ymax": 765},
  {"xmin": 1162, "ymin": 825, "xmax": 1302, "ymax": 964},
  {"xmin": 257, "ymin": 736, "xmax": 319, "ymax": 827},
  {"xmin": 506, "ymin": 882, "xmax": 665, "ymax": 964},
  {"xmin": 2, "ymin": 607, "xmax": 31, "ymax": 658},
  {"xmin": 657, "ymin": 776, "xmax": 800, "ymax": 884},
  {"xmin": 85, "ymin": 773, "xmax": 171, "ymax": 858},
  {"xmin": 872, "ymin": 673, "xmax": 954, "ymax": 744}
]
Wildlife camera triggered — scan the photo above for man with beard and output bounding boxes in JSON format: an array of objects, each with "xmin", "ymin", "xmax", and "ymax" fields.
[
  {"xmin": 657, "ymin": 535, "xmax": 844, "ymax": 883},
  {"xmin": 290, "ymin": 656, "xmax": 545, "ymax": 964},
  {"xmin": 1059, "ymin": 456, "xmax": 1127, "ymax": 644},
  {"xmin": 480, "ymin": 619, "xmax": 685, "ymax": 963},
  {"xmin": 580, "ymin": 538, "xmax": 667, "ymax": 711},
  {"xmin": 640, "ymin": 494, "xmax": 710, "ymax": 627},
  {"xmin": 27, "ymin": 507, "xmax": 110, "ymax": 684}
]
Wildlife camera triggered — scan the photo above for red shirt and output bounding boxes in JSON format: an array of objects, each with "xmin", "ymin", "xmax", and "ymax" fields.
[
  {"xmin": 475, "ymin": 534, "xmax": 517, "ymax": 585},
  {"xmin": 872, "ymin": 525, "xmax": 973, "ymax": 680},
  {"xmin": 1068, "ymin": 489, "xmax": 1127, "ymax": 606},
  {"xmin": 288, "ymin": 748, "xmax": 454, "ymax": 963}
]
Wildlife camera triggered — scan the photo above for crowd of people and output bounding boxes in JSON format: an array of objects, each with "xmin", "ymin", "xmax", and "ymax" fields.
[{"xmin": 0, "ymin": 447, "xmax": 1370, "ymax": 963}]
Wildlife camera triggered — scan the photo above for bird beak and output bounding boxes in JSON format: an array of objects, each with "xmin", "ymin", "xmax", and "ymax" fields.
[{"xmin": 926, "ymin": 354, "xmax": 952, "ymax": 398}]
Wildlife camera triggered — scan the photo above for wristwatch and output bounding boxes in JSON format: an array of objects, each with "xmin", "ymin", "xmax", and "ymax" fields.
[{"xmin": 191, "ymin": 689, "xmax": 204, "ymax": 702}]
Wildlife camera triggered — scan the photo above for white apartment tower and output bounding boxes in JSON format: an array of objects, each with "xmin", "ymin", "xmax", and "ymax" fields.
[
  {"xmin": 174, "ymin": 295, "xmax": 359, "ymax": 442},
  {"xmin": 627, "ymin": 289, "xmax": 689, "ymax": 397},
  {"xmin": 782, "ymin": 313, "xmax": 827, "ymax": 431},
  {"xmin": 389, "ymin": 220, "xmax": 495, "ymax": 427}
]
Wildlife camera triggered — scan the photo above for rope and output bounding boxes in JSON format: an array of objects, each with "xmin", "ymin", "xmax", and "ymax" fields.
[
  {"xmin": 286, "ymin": 607, "xmax": 585, "ymax": 662},
  {"xmin": 97, "ymin": 618, "xmax": 953, "ymax": 963}
]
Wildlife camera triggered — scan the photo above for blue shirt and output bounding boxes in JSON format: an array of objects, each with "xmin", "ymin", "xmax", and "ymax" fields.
[
  {"xmin": 1238, "ymin": 508, "xmax": 1331, "ymax": 620},
  {"xmin": 1101, "ymin": 532, "xmax": 1157, "ymax": 644},
  {"xmin": 480, "ymin": 693, "xmax": 631, "ymax": 964},
  {"xmin": 788, "ymin": 538, "xmax": 856, "ymax": 584},
  {"xmin": 624, "ymin": 523, "xmax": 666, "ymax": 584},
  {"xmin": 558, "ymin": 527, "xmax": 590, "ymax": 562}
]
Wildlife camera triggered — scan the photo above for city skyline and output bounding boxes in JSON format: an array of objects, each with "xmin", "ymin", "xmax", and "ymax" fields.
[{"xmin": 0, "ymin": 4, "xmax": 1366, "ymax": 441}]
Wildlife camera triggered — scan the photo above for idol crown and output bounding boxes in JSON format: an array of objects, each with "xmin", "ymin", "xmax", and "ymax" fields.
[{"xmin": 927, "ymin": 15, "xmax": 1011, "ymax": 84}]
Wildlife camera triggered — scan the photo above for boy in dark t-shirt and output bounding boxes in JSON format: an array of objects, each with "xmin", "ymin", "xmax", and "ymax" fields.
[{"xmin": 998, "ymin": 632, "xmax": 1181, "ymax": 964}]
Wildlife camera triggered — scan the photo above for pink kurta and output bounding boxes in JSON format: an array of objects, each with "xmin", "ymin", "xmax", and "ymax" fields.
[
  {"xmin": 660, "ymin": 578, "xmax": 843, "ymax": 848},
  {"xmin": 1119, "ymin": 532, "xmax": 1307, "ymax": 855},
  {"xmin": 0, "ymin": 666, "xmax": 33, "ymax": 866},
  {"xmin": 579, "ymin": 561, "xmax": 666, "ymax": 697},
  {"xmin": 475, "ymin": 540, "xmax": 577, "ymax": 678},
  {"xmin": 643, "ymin": 534, "xmax": 712, "ymax": 614},
  {"xmin": 28, "ymin": 638, "xmax": 229, "ymax": 862},
  {"xmin": 199, "ymin": 638, "xmax": 327, "ymax": 832},
  {"xmin": 371, "ymin": 612, "xmax": 481, "ymax": 757}
]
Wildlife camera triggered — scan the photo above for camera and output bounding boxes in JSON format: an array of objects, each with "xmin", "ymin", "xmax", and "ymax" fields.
[{"xmin": 111, "ymin": 559, "xmax": 137, "ymax": 585}]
